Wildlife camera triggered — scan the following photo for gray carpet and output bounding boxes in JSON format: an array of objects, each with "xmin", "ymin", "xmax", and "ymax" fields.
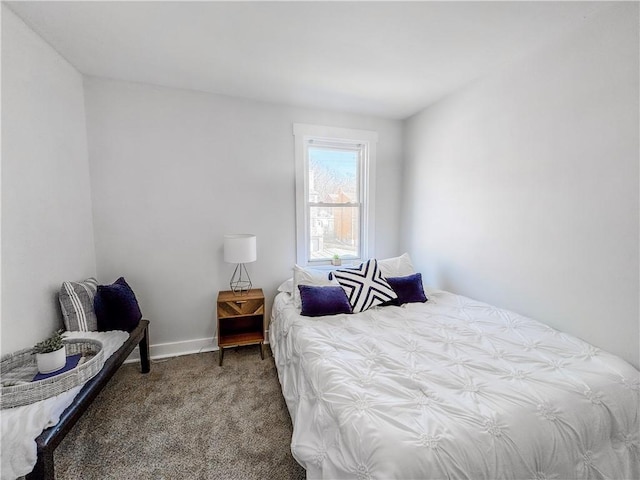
[{"xmin": 54, "ymin": 347, "xmax": 306, "ymax": 479}]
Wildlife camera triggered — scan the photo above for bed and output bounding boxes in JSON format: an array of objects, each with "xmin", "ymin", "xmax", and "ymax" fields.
[{"xmin": 270, "ymin": 282, "xmax": 639, "ymax": 479}]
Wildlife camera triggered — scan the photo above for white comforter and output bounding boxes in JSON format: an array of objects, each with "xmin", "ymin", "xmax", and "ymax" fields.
[{"xmin": 270, "ymin": 289, "xmax": 640, "ymax": 479}]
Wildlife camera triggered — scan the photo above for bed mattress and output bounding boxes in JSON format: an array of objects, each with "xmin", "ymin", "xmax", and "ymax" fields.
[{"xmin": 269, "ymin": 288, "xmax": 639, "ymax": 479}]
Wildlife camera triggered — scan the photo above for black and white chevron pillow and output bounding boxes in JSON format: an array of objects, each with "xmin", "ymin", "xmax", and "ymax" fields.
[{"xmin": 330, "ymin": 259, "xmax": 398, "ymax": 313}]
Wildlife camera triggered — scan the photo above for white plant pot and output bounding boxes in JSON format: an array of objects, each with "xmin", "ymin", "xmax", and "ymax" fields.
[{"xmin": 36, "ymin": 346, "xmax": 66, "ymax": 374}]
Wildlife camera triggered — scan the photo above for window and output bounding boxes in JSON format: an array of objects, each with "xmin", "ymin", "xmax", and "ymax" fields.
[{"xmin": 294, "ymin": 124, "xmax": 378, "ymax": 266}]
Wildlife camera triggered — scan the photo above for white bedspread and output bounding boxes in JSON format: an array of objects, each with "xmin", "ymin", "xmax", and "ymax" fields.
[
  {"xmin": 1, "ymin": 330, "xmax": 128, "ymax": 480},
  {"xmin": 270, "ymin": 289, "xmax": 640, "ymax": 479}
]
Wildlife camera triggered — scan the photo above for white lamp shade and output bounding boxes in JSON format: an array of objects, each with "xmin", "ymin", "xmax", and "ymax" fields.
[{"xmin": 224, "ymin": 234, "xmax": 257, "ymax": 263}]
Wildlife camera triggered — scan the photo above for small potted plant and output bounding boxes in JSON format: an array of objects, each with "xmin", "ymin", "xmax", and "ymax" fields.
[
  {"xmin": 331, "ymin": 254, "xmax": 342, "ymax": 266},
  {"xmin": 33, "ymin": 329, "xmax": 66, "ymax": 374}
]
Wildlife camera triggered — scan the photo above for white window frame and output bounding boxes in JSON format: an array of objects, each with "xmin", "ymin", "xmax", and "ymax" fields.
[{"xmin": 293, "ymin": 123, "xmax": 378, "ymax": 266}]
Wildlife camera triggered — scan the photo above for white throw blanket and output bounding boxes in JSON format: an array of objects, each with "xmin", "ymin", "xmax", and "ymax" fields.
[{"xmin": 1, "ymin": 330, "xmax": 128, "ymax": 480}]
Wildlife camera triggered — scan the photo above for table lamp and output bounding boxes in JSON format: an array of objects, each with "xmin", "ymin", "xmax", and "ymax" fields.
[{"xmin": 224, "ymin": 234, "xmax": 257, "ymax": 295}]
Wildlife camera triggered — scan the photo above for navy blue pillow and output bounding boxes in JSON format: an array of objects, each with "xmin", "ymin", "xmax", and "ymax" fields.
[
  {"xmin": 386, "ymin": 273, "xmax": 427, "ymax": 305},
  {"xmin": 298, "ymin": 285, "xmax": 353, "ymax": 317},
  {"xmin": 94, "ymin": 277, "xmax": 142, "ymax": 332}
]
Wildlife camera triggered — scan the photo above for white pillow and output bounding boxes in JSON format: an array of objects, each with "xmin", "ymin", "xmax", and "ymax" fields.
[
  {"xmin": 293, "ymin": 265, "xmax": 338, "ymax": 308},
  {"xmin": 277, "ymin": 278, "xmax": 294, "ymax": 294},
  {"xmin": 378, "ymin": 253, "xmax": 416, "ymax": 278}
]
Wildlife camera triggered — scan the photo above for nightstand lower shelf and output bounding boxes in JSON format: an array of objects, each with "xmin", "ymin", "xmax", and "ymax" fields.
[{"xmin": 218, "ymin": 331, "xmax": 263, "ymax": 347}]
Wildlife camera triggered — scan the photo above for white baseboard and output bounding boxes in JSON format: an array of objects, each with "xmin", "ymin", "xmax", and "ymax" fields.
[{"xmin": 125, "ymin": 337, "xmax": 218, "ymax": 364}]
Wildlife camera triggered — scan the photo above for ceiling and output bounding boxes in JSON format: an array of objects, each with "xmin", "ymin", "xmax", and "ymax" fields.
[{"xmin": 6, "ymin": 1, "xmax": 606, "ymax": 119}]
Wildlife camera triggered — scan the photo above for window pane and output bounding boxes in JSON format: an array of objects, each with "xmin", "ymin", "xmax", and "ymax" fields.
[
  {"xmin": 309, "ymin": 206, "xmax": 360, "ymax": 261},
  {"xmin": 308, "ymin": 147, "xmax": 358, "ymax": 204}
]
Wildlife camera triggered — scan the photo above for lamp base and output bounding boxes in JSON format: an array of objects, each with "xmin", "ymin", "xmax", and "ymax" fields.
[{"xmin": 230, "ymin": 263, "xmax": 252, "ymax": 295}]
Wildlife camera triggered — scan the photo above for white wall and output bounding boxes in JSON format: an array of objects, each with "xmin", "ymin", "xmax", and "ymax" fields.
[
  {"xmin": 402, "ymin": 3, "xmax": 639, "ymax": 368},
  {"xmin": 83, "ymin": 77, "xmax": 403, "ymax": 348},
  {"xmin": 1, "ymin": 5, "xmax": 96, "ymax": 354}
]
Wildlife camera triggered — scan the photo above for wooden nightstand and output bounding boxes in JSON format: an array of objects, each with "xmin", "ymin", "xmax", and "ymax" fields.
[{"xmin": 216, "ymin": 288, "xmax": 265, "ymax": 366}]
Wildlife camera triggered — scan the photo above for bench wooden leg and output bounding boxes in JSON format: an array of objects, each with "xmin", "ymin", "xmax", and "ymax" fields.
[
  {"xmin": 139, "ymin": 325, "xmax": 150, "ymax": 374},
  {"xmin": 26, "ymin": 448, "xmax": 54, "ymax": 480}
]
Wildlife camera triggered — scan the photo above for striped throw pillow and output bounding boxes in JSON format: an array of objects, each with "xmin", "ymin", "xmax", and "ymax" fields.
[
  {"xmin": 59, "ymin": 277, "xmax": 98, "ymax": 331},
  {"xmin": 330, "ymin": 259, "xmax": 397, "ymax": 313}
]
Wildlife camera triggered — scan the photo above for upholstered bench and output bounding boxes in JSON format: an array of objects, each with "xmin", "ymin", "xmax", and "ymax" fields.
[{"xmin": 25, "ymin": 319, "xmax": 150, "ymax": 480}]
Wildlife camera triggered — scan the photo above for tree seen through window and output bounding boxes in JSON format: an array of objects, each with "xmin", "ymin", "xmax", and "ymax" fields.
[{"xmin": 308, "ymin": 147, "xmax": 360, "ymax": 260}]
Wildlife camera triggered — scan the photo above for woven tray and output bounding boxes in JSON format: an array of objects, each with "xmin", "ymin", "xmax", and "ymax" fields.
[{"xmin": 0, "ymin": 338, "xmax": 105, "ymax": 409}]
